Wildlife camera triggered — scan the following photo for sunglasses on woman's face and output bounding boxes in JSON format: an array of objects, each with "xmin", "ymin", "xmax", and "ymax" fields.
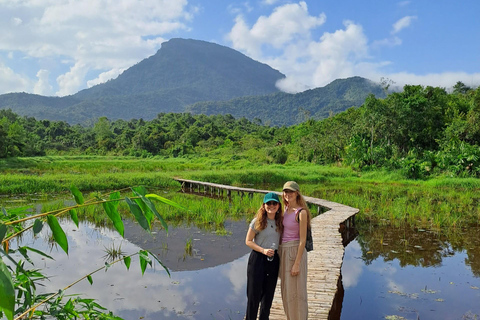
[{"xmin": 265, "ymin": 201, "xmax": 279, "ymax": 206}]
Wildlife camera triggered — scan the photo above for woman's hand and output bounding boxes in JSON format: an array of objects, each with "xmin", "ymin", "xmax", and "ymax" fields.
[
  {"xmin": 291, "ymin": 262, "xmax": 300, "ymax": 276},
  {"xmin": 264, "ymin": 248, "xmax": 275, "ymax": 257}
]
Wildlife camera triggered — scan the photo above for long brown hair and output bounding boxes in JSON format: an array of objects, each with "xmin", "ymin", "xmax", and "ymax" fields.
[
  {"xmin": 254, "ymin": 203, "xmax": 284, "ymax": 234},
  {"xmin": 282, "ymin": 190, "xmax": 312, "ymax": 229}
]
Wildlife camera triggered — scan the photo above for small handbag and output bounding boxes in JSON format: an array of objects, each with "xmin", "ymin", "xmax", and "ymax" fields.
[{"xmin": 295, "ymin": 208, "xmax": 313, "ymax": 252}]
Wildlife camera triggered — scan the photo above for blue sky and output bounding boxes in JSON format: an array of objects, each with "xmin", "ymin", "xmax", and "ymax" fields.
[{"xmin": 1, "ymin": 0, "xmax": 479, "ymax": 97}]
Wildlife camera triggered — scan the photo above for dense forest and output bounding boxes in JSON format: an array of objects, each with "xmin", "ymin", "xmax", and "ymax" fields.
[{"xmin": 1, "ymin": 82, "xmax": 479, "ymax": 179}]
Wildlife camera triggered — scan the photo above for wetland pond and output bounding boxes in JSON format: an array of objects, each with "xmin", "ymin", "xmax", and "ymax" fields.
[{"xmin": 8, "ymin": 213, "xmax": 480, "ymax": 320}]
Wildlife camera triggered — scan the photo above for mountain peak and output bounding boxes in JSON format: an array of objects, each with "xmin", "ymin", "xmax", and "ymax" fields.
[
  {"xmin": 0, "ymin": 39, "xmax": 382, "ymax": 125},
  {"xmin": 75, "ymin": 38, "xmax": 285, "ymax": 103}
]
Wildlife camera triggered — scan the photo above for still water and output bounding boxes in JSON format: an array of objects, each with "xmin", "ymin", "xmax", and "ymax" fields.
[
  {"xmin": 341, "ymin": 226, "xmax": 480, "ymax": 320},
  {"xmin": 12, "ymin": 219, "xmax": 252, "ymax": 319},
  {"xmin": 9, "ymin": 218, "xmax": 480, "ymax": 320}
]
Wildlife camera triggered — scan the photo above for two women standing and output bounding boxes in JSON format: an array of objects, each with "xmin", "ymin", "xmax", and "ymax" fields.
[{"xmin": 245, "ymin": 181, "xmax": 311, "ymax": 320}]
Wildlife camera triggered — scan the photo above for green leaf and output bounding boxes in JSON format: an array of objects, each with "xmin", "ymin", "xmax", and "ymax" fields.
[
  {"xmin": 139, "ymin": 250, "xmax": 151, "ymax": 275},
  {"xmin": 105, "ymin": 262, "xmax": 111, "ymax": 272},
  {"xmin": 70, "ymin": 184, "xmax": 84, "ymax": 205},
  {"xmin": 108, "ymin": 191, "xmax": 121, "ymax": 208},
  {"xmin": 146, "ymin": 193, "xmax": 186, "ymax": 210},
  {"xmin": 0, "ymin": 260, "xmax": 15, "ymax": 320},
  {"xmin": 0, "ymin": 223, "xmax": 6, "ymax": 243},
  {"xmin": 46, "ymin": 215, "xmax": 69, "ymax": 255},
  {"xmin": 22, "ymin": 246, "xmax": 54, "ymax": 260},
  {"xmin": 18, "ymin": 247, "xmax": 33, "ymax": 264},
  {"xmin": 1, "ymin": 207, "xmax": 7, "ymax": 216},
  {"xmin": 123, "ymin": 256, "xmax": 131, "ymax": 270},
  {"xmin": 147, "ymin": 251, "xmax": 170, "ymax": 277},
  {"xmin": 32, "ymin": 219, "xmax": 43, "ymax": 235},
  {"xmin": 87, "ymin": 275, "xmax": 93, "ymax": 285},
  {"xmin": 132, "ymin": 186, "xmax": 147, "ymax": 197},
  {"xmin": 125, "ymin": 197, "xmax": 150, "ymax": 232},
  {"xmin": 134, "ymin": 198, "xmax": 154, "ymax": 226},
  {"xmin": 102, "ymin": 201, "xmax": 124, "ymax": 237},
  {"xmin": 69, "ymin": 209, "xmax": 79, "ymax": 228},
  {"xmin": 132, "ymin": 187, "xmax": 154, "ymax": 224},
  {"xmin": 143, "ymin": 193, "xmax": 182, "ymax": 232},
  {"xmin": 65, "ymin": 299, "xmax": 74, "ymax": 312}
]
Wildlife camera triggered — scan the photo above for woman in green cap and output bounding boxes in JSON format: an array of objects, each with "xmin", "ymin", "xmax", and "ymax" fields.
[
  {"xmin": 245, "ymin": 192, "xmax": 283, "ymax": 320},
  {"xmin": 279, "ymin": 181, "xmax": 311, "ymax": 320}
]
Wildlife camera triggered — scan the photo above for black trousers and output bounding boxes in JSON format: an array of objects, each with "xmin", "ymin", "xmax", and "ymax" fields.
[{"xmin": 246, "ymin": 250, "xmax": 280, "ymax": 320}]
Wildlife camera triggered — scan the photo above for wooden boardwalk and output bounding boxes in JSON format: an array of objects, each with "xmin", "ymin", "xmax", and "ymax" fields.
[{"xmin": 175, "ymin": 178, "xmax": 359, "ymax": 319}]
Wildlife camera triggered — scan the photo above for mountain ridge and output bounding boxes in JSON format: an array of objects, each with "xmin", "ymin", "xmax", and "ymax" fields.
[
  {"xmin": 187, "ymin": 76, "xmax": 386, "ymax": 126},
  {"xmin": 0, "ymin": 38, "xmax": 385, "ymax": 125}
]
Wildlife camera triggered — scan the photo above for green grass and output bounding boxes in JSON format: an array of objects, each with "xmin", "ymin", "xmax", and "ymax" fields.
[{"xmin": 1, "ymin": 156, "xmax": 479, "ymax": 229}]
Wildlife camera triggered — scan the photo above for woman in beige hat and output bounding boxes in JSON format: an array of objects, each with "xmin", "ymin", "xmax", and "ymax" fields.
[{"xmin": 279, "ymin": 181, "xmax": 311, "ymax": 320}]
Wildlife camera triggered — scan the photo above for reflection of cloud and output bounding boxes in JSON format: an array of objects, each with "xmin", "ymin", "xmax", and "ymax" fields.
[
  {"xmin": 15, "ymin": 220, "xmax": 247, "ymax": 319},
  {"xmin": 370, "ymin": 261, "xmax": 397, "ymax": 276},
  {"xmin": 222, "ymin": 254, "xmax": 248, "ymax": 301},
  {"xmin": 386, "ymin": 279, "xmax": 405, "ymax": 293},
  {"xmin": 342, "ymin": 241, "xmax": 363, "ymax": 288}
]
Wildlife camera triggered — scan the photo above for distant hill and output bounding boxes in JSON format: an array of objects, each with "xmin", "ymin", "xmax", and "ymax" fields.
[
  {"xmin": 72, "ymin": 38, "xmax": 285, "ymax": 102},
  {"xmin": 0, "ymin": 38, "xmax": 285, "ymax": 123},
  {"xmin": 186, "ymin": 76, "xmax": 386, "ymax": 126},
  {"xmin": 0, "ymin": 39, "xmax": 386, "ymax": 125}
]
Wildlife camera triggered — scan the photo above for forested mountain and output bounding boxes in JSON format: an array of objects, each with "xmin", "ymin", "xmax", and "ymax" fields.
[
  {"xmin": 0, "ymin": 38, "xmax": 284, "ymax": 123},
  {"xmin": 0, "ymin": 38, "xmax": 384, "ymax": 125},
  {"xmin": 1, "ymin": 83, "xmax": 479, "ymax": 179},
  {"xmin": 74, "ymin": 38, "xmax": 284, "ymax": 101},
  {"xmin": 187, "ymin": 76, "xmax": 386, "ymax": 126}
]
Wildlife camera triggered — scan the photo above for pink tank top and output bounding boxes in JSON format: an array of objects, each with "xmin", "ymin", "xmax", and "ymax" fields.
[{"xmin": 282, "ymin": 208, "xmax": 300, "ymax": 243}]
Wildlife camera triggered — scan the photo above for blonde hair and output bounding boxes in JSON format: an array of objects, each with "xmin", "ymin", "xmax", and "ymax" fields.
[
  {"xmin": 254, "ymin": 203, "xmax": 283, "ymax": 234},
  {"xmin": 282, "ymin": 189, "xmax": 312, "ymax": 229}
]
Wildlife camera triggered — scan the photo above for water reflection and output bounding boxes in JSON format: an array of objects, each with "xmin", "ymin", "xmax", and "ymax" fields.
[
  {"xmin": 340, "ymin": 225, "xmax": 480, "ymax": 320},
  {"xmin": 13, "ymin": 219, "xmax": 251, "ymax": 320},
  {"xmin": 123, "ymin": 219, "xmax": 251, "ymax": 271}
]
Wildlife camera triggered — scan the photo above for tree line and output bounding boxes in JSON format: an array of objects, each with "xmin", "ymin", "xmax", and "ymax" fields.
[{"xmin": 1, "ymin": 81, "xmax": 479, "ymax": 178}]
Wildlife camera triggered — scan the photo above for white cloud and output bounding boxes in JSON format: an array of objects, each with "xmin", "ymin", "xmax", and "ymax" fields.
[
  {"xmin": 263, "ymin": 0, "xmax": 279, "ymax": 5},
  {"xmin": 11, "ymin": 17, "xmax": 22, "ymax": 26},
  {"xmin": 309, "ymin": 21, "xmax": 369, "ymax": 85},
  {"xmin": 227, "ymin": 2, "xmax": 254, "ymax": 15},
  {"xmin": 0, "ymin": 62, "xmax": 31, "ymax": 92},
  {"xmin": 233, "ymin": 16, "xmax": 370, "ymax": 92},
  {"xmin": 381, "ymin": 71, "xmax": 480, "ymax": 90},
  {"xmin": 227, "ymin": 3, "xmax": 474, "ymax": 93},
  {"xmin": 397, "ymin": 1, "xmax": 411, "ymax": 7},
  {"xmin": 372, "ymin": 36, "xmax": 402, "ymax": 49},
  {"xmin": 227, "ymin": 1, "xmax": 326, "ymax": 59},
  {"xmin": 33, "ymin": 69, "xmax": 53, "ymax": 95},
  {"xmin": 0, "ymin": 0, "xmax": 193, "ymax": 95},
  {"xmin": 392, "ymin": 15, "xmax": 417, "ymax": 34},
  {"xmin": 87, "ymin": 68, "xmax": 125, "ymax": 88},
  {"xmin": 56, "ymin": 61, "xmax": 88, "ymax": 96}
]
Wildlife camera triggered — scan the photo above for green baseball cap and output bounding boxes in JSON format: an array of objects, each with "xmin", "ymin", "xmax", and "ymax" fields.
[{"xmin": 263, "ymin": 192, "xmax": 280, "ymax": 203}]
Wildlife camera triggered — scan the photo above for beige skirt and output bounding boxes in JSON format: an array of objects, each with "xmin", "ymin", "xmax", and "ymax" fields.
[{"xmin": 278, "ymin": 240, "xmax": 308, "ymax": 320}]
